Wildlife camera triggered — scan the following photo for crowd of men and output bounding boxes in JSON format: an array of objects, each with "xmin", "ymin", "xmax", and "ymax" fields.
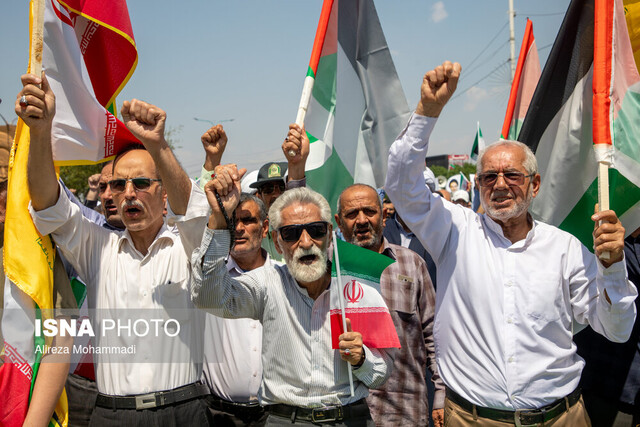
[{"xmin": 0, "ymin": 60, "xmax": 637, "ymax": 427}]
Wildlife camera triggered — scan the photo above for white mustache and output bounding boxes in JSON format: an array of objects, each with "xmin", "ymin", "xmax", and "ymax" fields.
[
  {"xmin": 120, "ymin": 199, "xmax": 144, "ymax": 211},
  {"xmin": 293, "ymin": 245, "xmax": 323, "ymax": 262}
]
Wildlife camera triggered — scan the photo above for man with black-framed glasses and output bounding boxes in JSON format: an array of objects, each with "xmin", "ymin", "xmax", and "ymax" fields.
[
  {"xmin": 192, "ymin": 175, "xmax": 393, "ymax": 426},
  {"xmin": 385, "ymin": 61, "xmax": 636, "ymax": 426}
]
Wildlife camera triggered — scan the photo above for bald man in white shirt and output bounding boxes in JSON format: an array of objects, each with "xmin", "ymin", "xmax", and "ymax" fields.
[{"xmin": 385, "ymin": 61, "xmax": 637, "ymax": 427}]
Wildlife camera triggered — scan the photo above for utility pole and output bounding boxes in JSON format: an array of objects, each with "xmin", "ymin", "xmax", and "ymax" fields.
[{"xmin": 509, "ymin": 0, "xmax": 516, "ymax": 81}]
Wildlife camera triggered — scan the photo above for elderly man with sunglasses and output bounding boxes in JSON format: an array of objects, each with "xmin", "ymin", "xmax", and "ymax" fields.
[
  {"xmin": 385, "ymin": 61, "xmax": 637, "ymax": 427},
  {"xmin": 191, "ymin": 169, "xmax": 393, "ymax": 426},
  {"xmin": 19, "ymin": 73, "xmax": 211, "ymax": 425}
]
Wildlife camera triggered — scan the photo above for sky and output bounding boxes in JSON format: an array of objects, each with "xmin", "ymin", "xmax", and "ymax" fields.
[{"xmin": 0, "ymin": 0, "xmax": 570, "ymax": 179}]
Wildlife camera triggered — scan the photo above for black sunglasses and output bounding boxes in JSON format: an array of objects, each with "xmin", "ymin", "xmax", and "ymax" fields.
[
  {"xmin": 98, "ymin": 182, "xmax": 108, "ymax": 193},
  {"xmin": 108, "ymin": 177, "xmax": 162, "ymax": 194},
  {"xmin": 476, "ymin": 172, "xmax": 534, "ymax": 187},
  {"xmin": 277, "ymin": 221, "xmax": 329, "ymax": 242},
  {"xmin": 259, "ymin": 182, "xmax": 285, "ymax": 195}
]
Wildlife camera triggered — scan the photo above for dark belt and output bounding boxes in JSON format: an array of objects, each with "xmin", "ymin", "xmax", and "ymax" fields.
[
  {"xmin": 446, "ymin": 388, "xmax": 582, "ymax": 426},
  {"xmin": 267, "ymin": 399, "xmax": 369, "ymax": 424},
  {"xmin": 95, "ymin": 382, "xmax": 209, "ymax": 410},
  {"xmin": 206, "ymin": 394, "xmax": 264, "ymax": 417}
]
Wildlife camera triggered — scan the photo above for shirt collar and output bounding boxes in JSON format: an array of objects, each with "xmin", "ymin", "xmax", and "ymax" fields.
[
  {"xmin": 228, "ymin": 248, "xmax": 270, "ymax": 274},
  {"xmin": 481, "ymin": 213, "xmax": 537, "ymax": 249},
  {"xmin": 380, "ymin": 237, "xmax": 397, "ymax": 261},
  {"xmin": 117, "ymin": 221, "xmax": 176, "ymax": 252}
]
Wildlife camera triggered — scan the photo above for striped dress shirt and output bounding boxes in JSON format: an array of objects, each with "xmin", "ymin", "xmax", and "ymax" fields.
[{"xmin": 191, "ymin": 228, "xmax": 394, "ymax": 407}]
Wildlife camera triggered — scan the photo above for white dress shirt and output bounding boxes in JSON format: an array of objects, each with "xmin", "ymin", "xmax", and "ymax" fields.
[
  {"xmin": 202, "ymin": 250, "xmax": 280, "ymax": 402},
  {"xmin": 192, "ymin": 229, "xmax": 394, "ymax": 407},
  {"xmin": 385, "ymin": 113, "xmax": 638, "ymax": 410},
  {"xmin": 30, "ymin": 181, "xmax": 209, "ymax": 396}
]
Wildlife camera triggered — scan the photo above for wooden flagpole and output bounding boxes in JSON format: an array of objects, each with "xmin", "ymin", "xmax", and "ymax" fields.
[{"xmin": 332, "ymin": 231, "xmax": 355, "ymax": 397}]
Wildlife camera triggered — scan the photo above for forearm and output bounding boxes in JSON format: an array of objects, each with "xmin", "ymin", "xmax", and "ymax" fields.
[
  {"xmin": 151, "ymin": 143, "xmax": 191, "ymax": 215},
  {"xmin": 191, "ymin": 228, "xmax": 261, "ymax": 319},
  {"xmin": 287, "ymin": 162, "xmax": 305, "ymax": 181},
  {"xmin": 23, "ymin": 333, "xmax": 72, "ymax": 426},
  {"xmin": 203, "ymin": 154, "xmax": 222, "ymax": 172},
  {"xmin": 28, "ymin": 127, "xmax": 60, "ymax": 211}
]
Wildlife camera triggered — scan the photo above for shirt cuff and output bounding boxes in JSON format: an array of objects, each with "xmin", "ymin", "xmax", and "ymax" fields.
[
  {"xmin": 29, "ymin": 182, "xmax": 74, "ymax": 236},
  {"xmin": 352, "ymin": 345, "xmax": 376, "ymax": 378},
  {"xmin": 167, "ymin": 180, "xmax": 210, "ymax": 225},
  {"xmin": 286, "ymin": 177, "xmax": 306, "ymax": 189},
  {"xmin": 199, "ymin": 166, "xmax": 213, "ymax": 190},
  {"xmin": 597, "ymin": 253, "xmax": 636, "ymax": 310}
]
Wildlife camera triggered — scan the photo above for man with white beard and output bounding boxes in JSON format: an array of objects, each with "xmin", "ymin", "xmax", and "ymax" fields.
[
  {"xmin": 385, "ymin": 61, "xmax": 637, "ymax": 426},
  {"xmin": 191, "ymin": 172, "xmax": 393, "ymax": 426}
]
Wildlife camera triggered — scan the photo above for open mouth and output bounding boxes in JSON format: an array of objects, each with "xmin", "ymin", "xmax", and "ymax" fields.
[
  {"xmin": 298, "ymin": 254, "xmax": 318, "ymax": 265},
  {"xmin": 123, "ymin": 205, "xmax": 143, "ymax": 218}
]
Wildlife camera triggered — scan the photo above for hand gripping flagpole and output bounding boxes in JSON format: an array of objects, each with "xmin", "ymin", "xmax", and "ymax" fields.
[
  {"xmin": 289, "ymin": 0, "xmax": 334, "ymax": 157},
  {"xmin": 332, "ymin": 231, "xmax": 355, "ymax": 397},
  {"xmin": 593, "ymin": 0, "xmax": 615, "ymax": 262}
]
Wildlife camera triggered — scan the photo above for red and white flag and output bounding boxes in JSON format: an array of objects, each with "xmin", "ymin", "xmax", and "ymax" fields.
[{"xmin": 330, "ymin": 239, "xmax": 400, "ymax": 349}]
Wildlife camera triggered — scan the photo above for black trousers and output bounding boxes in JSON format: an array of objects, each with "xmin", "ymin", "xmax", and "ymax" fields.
[
  {"xmin": 89, "ymin": 396, "xmax": 210, "ymax": 426},
  {"xmin": 66, "ymin": 373, "xmax": 98, "ymax": 427}
]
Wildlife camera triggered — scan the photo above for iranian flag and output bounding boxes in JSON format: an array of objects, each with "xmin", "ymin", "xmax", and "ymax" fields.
[
  {"xmin": 330, "ymin": 239, "xmax": 400, "ymax": 349},
  {"xmin": 45, "ymin": 0, "xmax": 138, "ymax": 164},
  {"xmin": 501, "ymin": 18, "xmax": 541, "ymax": 141},
  {"xmin": 470, "ymin": 121, "xmax": 485, "ymax": 161},
  {"xmin": 519, "ymin": 0, "xmax": 640, "ymax": 247},
  {"xmin": 1, "ymin": 0, "xmax": 137, "ymax": 425},
  {"xmin": 301, "ymin": 0, "xmax": 411, "ymax": 213}
]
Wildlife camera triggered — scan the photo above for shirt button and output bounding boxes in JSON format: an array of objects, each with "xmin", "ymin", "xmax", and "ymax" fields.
[
  {"xmin": 143, "ymin": 387, "xmax": 150, "ymax": 393},
  {"xmin": 505, "ymin": 281, "xmax": 513, "ymax": 287},
  {"xmin": 253, "ymin": 347, "xmax": 257, "ymax": 351},
  {"xmin": 142, "ymin": 291, "xmax": 148, "ymax": 297},
  {"xmin": 253, "ymin": 373, "xmax": 257, "ymax": 377},
  {"xmin": 507, "ymin": 318, "xmax": 513, "ymax": 324},
  {"xmin": 508, "ymin": 357, "xmax": 514, "ymax": 363}
]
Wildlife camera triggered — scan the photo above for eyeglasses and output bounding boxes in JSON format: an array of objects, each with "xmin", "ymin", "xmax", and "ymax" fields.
[
  {"xmin": 476, "ymin": 172, "xmax": 534, "ymax": 187},
  {"xmin": 277, "ymin": 221, "xmax": 329, "ymax": 242},
  {"xmin": 259, "ymin": 182, "xmax": 285, "ymax": 195},
  {"xmin": 108, "ymin": 177, "xmax": 162, "ymax": 194},
  {"xmin": 98, "ymin": 183, "xmax": 108, "ymax": 193}
]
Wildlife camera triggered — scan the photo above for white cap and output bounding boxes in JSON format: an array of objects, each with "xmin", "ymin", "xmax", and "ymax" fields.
[
  {"xmin": 451, "ymin": 190, "xmax": 470, "ymax": 203},
  {"xmin": 241, "ymin": 170, "xmax": 259, "ymax": 194}
]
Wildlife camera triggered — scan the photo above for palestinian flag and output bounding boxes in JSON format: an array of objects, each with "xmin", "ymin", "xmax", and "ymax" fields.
[
  {"xmin": 501, "ymin": 18, "xmax": 541, "ymax": 141},
  {"xmin": 518, "ymin": 0, "xmax": 640, "ymax": 247},
  {"xmin": 330, "ymin": 239, "xmax": 400, "ymax": 349},
  {"xmin": 470, "ymin": 121, "xmax": 485, "ymax": 161},
  {"xmin": 44, "ymin": 0, "xmax": 138, "ymax": 165},
  {"xmin": 303, "ymin": 0, "xmax": 411, "ymax": 213}
]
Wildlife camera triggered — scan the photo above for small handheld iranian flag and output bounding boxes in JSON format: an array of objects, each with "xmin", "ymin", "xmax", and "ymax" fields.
[{"xmin": 329, "ymin": 238, "xmax": 400, "ymax": 350}]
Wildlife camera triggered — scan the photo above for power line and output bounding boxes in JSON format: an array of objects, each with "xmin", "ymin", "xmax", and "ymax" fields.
[
  {"xmin": 450, "ymin": 59, "xmax": 510, "ymax": 101},
  {"xmin": 464, "ymin": 21, "xmax": 509, "ymax": 72},
  {"xmin": 464, "ymin": 40, "xmax": 510, "ymax": 77}
]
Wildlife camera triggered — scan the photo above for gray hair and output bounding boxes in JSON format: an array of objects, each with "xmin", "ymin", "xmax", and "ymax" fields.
[
  {"xmin": 237, "ymin": 192, "xmax": 267, "ymax": 222},
  {"xmin": 269, "ymin": 187, "xmax": 332, "ymax": 230},
  {"xmin": 336, "ymin": 183, "xmax": 383, "ymax": 216},
  {"xmin": 477, "ymin": 140, "xmax": 538, "ymax": 175}
]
